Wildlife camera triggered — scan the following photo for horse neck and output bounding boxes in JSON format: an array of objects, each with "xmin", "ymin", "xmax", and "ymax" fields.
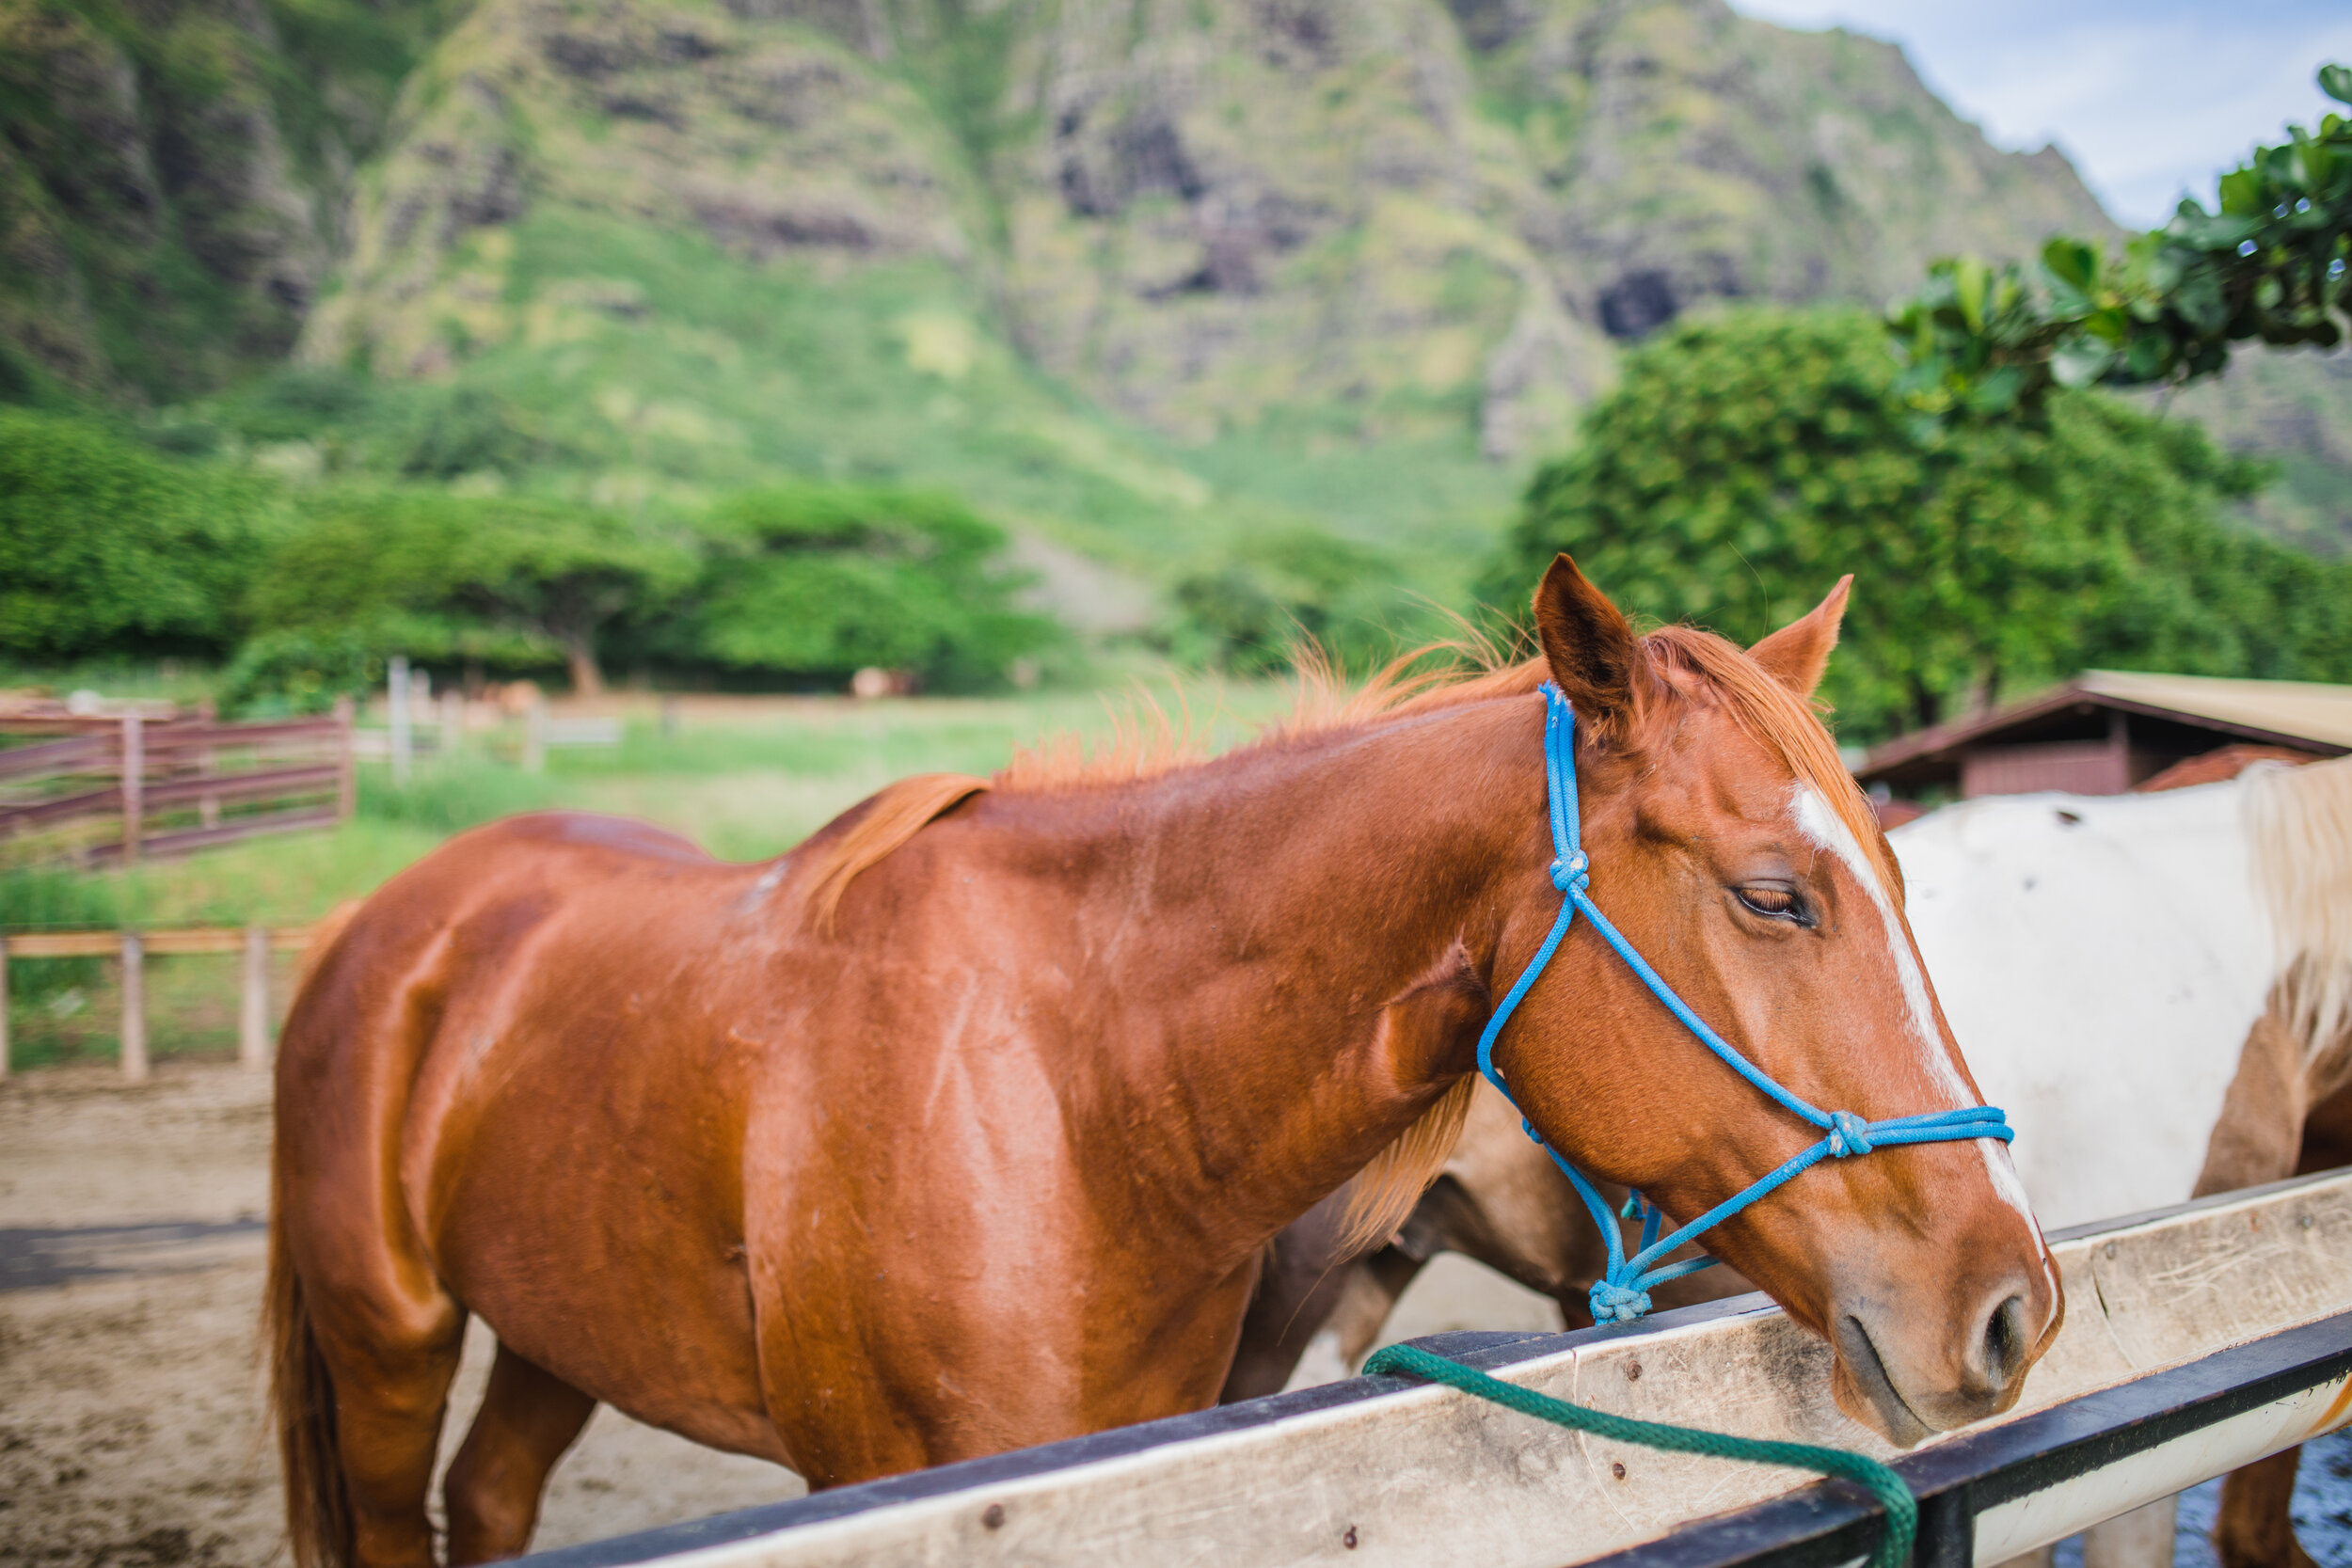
[{"xmin": 1019, "ymin": 696, "xmax": 1549, "ymax": 1259}]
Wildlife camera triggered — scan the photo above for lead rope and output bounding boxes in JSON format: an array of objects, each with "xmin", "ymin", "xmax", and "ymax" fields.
[
  {"xmin": 1362, "ymin": 1343, "xmax": 1916, "ymax": 1568},
  {"xmin": 1362, "ymin": 683, "xmax": 2014, "ymax": 1568}
]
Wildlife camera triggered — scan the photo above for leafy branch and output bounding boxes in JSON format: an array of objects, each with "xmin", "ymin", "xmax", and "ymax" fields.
[{"xmin": 1889, "ymin": 64, "xmax": 2352, "ymax": 420}]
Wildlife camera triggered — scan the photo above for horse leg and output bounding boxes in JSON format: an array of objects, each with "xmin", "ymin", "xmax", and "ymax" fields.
[
  {"xmin": 310, "ymin": 1303, "xmax": 469, "ymax": 1568},
  {"xmin": 445, "ymin": 1342, "xmax": 597, "ymax": 1565},
  {"xmin": 2083, "ymin": 1497, "xmax": 2177, "ymax": 1568},
  {"xmin": 2214, "ymin": 1449, "xmax": 2315, "ymax": 1568}
]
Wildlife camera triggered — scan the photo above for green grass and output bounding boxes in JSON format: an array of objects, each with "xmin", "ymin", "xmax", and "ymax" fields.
[
  {"xmin": 199, "ymin": 205, "xmax": 1526, "ymax": 588},
  {"xmin": 0, "ymin": 684, "xmax": 1299, "ymax": 1068}
]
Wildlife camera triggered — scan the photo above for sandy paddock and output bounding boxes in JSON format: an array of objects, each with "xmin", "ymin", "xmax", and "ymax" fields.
[{"xmin": 0, "ymin": 1062, "xmax": 1553, "ymax": 1567}]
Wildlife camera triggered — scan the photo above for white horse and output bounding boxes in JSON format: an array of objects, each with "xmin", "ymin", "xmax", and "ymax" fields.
[{"xmin": 1234, "ymin": 755, "xmax": 2352, "ymax": 1568}]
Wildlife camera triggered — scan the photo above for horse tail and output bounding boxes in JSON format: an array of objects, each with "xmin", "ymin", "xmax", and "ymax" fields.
[
  {"xmin": 266, "ymin": 1150, "xmax": 354, "ymax": 1568},
  {"xmin": 266, "ymin": 1151, "xmax": 353, "ymax": 1568},
  {"xmin": 270, "ymin": 903, "xmax": 357, "ymax": 1568}
]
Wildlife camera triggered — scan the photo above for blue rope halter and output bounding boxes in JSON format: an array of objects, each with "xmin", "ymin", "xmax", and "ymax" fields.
[{"xmin": 1475, "ymin": 684, "xmax": 2014, "ymax": 1325}]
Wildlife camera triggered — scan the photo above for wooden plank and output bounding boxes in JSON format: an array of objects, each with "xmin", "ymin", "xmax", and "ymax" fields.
[
  {"xmin": 239, "ymin": 926, "xmax": 270, "ymax": 1069},
  {"xmin": 141, "ymin": 928, "xmax": 246, "ymax": 956},
  {"xmin": 119, "ymin": 716, "xmax": 142, "ymax": 867},
  {"xmin": 0, "ymin": 734, "xmax": 113, "ymax": 783},
  {"xmin": 140, "ymin": 762, "xmax": 341, "ymax": 812},
  {"xmin": 135, "ymin": 719, "xmax": 339, "ymax": 753},
  {"xmin": 0, "ymin": 924, "xmax": 315, "ymax": 958},
  {"xmin": 119, "ymin": 929, "xmax": 146, "ymax": 1081},
  {"xmin": 506, "ymin": 1173, "xmax": 2352, "ymax": 1568},
  {"xmin": 0, "ymin": 783, "xmax": 123, "ymax": 831},
  {"xmin": 4, "ymin": 930, "xmax": 125, "ymax": 958},
  {"xmin": 84, "ymin": 804, "xmax": 343, "ymax": 866}
]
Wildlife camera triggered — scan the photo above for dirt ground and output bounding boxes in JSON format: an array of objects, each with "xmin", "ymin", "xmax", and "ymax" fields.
[{"xmin": 0, "ymin": 1061, "xmax": 1552, "ymax": 1567}]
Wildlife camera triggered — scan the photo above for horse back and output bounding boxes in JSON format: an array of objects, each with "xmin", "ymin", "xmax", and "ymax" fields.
[{"xmin": 274, "ymin": 812, "xmax": 795, "ymax": 1455}]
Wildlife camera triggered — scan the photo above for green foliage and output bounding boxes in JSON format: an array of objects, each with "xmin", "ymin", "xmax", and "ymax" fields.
[
  {"xmin": 685, "ymin": 485, "xmax": 1058, "ymax": 690},
  {"xmin": 0, "ymin": 409, "xmax": 280, "ymax": 661},
  {"xmin": 356, "ymin": 754, "xmax": 561, "ymax": 833},
  {"xmin": 1486, "ymin": 309, "xmax": 2350, "ymax": 741},
  {"xmin": 1891, "ymin": 65, "xmax": 2352, "ymax": 419},
  {"xmin": 217, "ymin": 627, "xmax": 382, "ymax": 715},
  {"xmin": 1169, "ymin": 529, "xmax": 1423, "ymax": 675},
  {"xmin": 244, "ymin": 490, "xmax": 695, "ymax": 693},
  {"xmin": 0, "ymin": 865, "xmax": 118, "ymax": 1004}
]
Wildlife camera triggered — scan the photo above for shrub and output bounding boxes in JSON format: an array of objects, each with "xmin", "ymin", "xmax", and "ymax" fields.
[
  {"xmin": 685, "ymin": 484, "xmax": 1059, "ymax": 690},
  {"xmin": 0, "ymin": 408, "xmax": 280, "ymax": 662},
  {"xmin": 1486, "ymin": 308, "xmax": 2348, "ymax": 741}
]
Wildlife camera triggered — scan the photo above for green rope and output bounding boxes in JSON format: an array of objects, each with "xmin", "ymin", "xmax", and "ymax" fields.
[{"xmin": 1361, "ymin": 1343, "xmax": 1916, "ymax": 1568}]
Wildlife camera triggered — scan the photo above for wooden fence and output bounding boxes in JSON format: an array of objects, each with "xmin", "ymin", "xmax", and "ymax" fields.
[
  {"xmin": 0, "ymin": 924, "xmax": 315, "ymax": 1082},
  {"xmin": 0, "ymin": 703, "xmax": 356, "ymax": 867}
]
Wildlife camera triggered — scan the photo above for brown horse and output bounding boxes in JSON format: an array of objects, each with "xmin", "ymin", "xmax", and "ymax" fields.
[{"xmin": 267, "ymin": 559, "xmax": 2060, "ymax": 1567}]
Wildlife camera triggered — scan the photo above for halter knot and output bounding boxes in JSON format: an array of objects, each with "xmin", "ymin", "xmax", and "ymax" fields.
[
  {"xmin": 1827, "ymin": 1110, "xmax": 1874, "ymax": 1158},
  {"xmin": 1589, "ymin": 1279, "xmax": 1653, "ymax": 1323},
  {"xmin": 1549, "ymin": 850, "xmax": 1590, "ymax": 895}
]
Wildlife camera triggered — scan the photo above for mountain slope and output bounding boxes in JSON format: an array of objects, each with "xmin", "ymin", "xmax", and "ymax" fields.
[
  {"xmin": 305, "ymin": 0, "xmax": 2115, "ymax": 471},
  {"xmin": 0, "ymin": 0, "xmax": 453, "ymax": 399}
]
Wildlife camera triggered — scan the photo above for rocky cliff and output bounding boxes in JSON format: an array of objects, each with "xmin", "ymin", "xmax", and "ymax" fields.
[
  {"xmin": 0, "ymin": 0, "xmax": 447, "ymax": 399},
  {"xmin": 294, "ymin": 0, "xmax": 2114, "ymax": 461}
]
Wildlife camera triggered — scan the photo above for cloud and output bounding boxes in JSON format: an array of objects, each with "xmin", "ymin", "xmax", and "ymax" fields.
[{"xmin": 1727, "ymin": 0, "xmax": 2352, "ymax": 228}]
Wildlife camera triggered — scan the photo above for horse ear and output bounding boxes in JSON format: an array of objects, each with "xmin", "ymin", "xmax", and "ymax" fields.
[
  {"xmin": 1533, "ymin": 554, "xmax": 1645, "ymax": 731},
  {"xmin": 1747, "ymin": 576, "xmax": 1851, "ymax": 699}
]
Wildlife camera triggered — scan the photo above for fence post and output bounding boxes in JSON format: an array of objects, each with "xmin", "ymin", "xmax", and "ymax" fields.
[
  {"xmin": 120, "ymin": 714, "xmax": 144, "ymax": 867},
  {"xmin": 389, "ymin": 656, "xmax": 412, "ymax": 788},
  {"xmin": 524, "ymin": 691, "xmax": 548, "ymax": 773},
  {"xmin": 333, "ymin": 695, "xmax": 356, "ymax": 820},
  {"xmin": 119, "ymin": 929, "xmax": 148, "ymax": 1083},
  {"xmin": 440, "ymin": 689, "xmax": 465, "ymax": 760},
  {"xmin": 239, "ymin": 925, "xmax": 270, "ymax": 1070},
  {"xmin": 0, "ymin": 934, "xmax": 10, "ymax": 1083}
]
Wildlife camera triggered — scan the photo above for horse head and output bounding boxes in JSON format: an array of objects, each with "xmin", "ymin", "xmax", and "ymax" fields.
[{"xmin": 1486, "ymin": 557, "xmax": 2061, "ymax": 1446}]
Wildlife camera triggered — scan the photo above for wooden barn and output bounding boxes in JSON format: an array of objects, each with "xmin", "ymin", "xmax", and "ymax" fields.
[{"xmin": 1853, "ymin": 671, "xmax": 2352, "ymax": 806}]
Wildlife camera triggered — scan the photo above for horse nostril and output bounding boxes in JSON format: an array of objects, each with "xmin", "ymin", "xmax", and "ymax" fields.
[{"xmin": 1981, "ymin": 1293, "xmax": 2026, "ymax": 1391}]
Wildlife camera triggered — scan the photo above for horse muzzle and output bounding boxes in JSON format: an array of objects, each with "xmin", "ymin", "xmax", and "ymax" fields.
[{"xmin": 1829, "ymin": 1270, "xmax": 2058, "ymax": 1447}]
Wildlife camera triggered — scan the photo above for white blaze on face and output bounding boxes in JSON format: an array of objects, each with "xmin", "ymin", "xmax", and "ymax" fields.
[{"xmin": 1790, "ymin": 784, "xmax": 2045, "ymax": 1254}]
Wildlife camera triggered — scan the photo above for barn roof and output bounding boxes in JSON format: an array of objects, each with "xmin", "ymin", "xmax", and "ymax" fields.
[{"xmin": 1855, "ymin": 671, "xmax": 2352, "ymax": 788}]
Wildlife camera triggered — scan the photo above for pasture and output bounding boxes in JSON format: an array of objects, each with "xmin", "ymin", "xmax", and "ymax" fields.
[{"xmin": 1, "ymin": 687, "xmax": 1293, "ymax": 1069}]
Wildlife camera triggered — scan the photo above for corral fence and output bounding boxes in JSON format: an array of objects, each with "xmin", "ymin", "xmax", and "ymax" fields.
[
  {"xmin": 512, "ymin": 1170, "xmax": 2352, "ymax": 1568},
  {"xmin": 0, "ymin": 705, "xmax": 356, "ymax": 868},
  {"xmin": 0, "ymin": 924, "xmax": 314, "ymax": 1083}
]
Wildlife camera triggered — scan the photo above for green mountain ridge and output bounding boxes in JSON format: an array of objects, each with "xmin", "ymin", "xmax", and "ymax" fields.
[{"xmin": 6, "ymin": 0, "xmax": 2348, "ymax": 619}]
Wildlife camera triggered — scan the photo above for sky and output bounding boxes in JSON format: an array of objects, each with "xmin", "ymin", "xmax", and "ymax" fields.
[{"xmin": 1724, "ymin": 0, "xmax": 2352, "ymax": 229}]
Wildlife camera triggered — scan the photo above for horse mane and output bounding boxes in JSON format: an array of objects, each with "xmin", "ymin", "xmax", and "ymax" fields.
[
  {"xmin": 2243, "ymin": 754, "xmax": 2352, "ymax": 1069},
  {"xmin": 803, "ymin": 773, "xmax": 990, "ymax": 935},
  {"xmin": 795, "ymin": 622, "xmax": 1889, "ymax": 1251}
]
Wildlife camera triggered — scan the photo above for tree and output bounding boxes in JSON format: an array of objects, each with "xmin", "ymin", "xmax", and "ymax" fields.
[
  {"xmin": 1169, "ymin": 528, "xmax": 1422, "ymax": 675},
  {"xmin": 245, "ymin": 491, "xmax": 692, "ymax": 692},
  {"xmin": 1890, "ymin": 64, "xmax": 2352, "ymax": 419},
  {"xmin": 0, "ymin": 409, "xmax": 281, "ymax": 662},
  {"xmin": 684, "ymin": 485, "xmax": 1057, "ymax": 690},
  {"xmin": 1484, "ymin": 309, "xmax": 2352, "ymax": 743}
]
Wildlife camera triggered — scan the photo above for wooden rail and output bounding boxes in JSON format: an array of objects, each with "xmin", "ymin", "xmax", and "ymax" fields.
[
  {"xmin": 0, "ymin": 924, "xmax": 317, "ymax": 1083},
  {"xmin": 0, "ymin": 703, "xmax": 355, "ymax": 868}
]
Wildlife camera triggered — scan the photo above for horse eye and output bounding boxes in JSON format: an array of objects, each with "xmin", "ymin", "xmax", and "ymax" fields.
[{"xmin": 1736, "ymin": 885, "xmax": 1802, "ymax": 920}]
